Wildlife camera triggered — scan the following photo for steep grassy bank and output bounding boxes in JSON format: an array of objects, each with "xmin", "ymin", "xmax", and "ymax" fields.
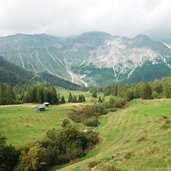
[{"xmin": 52, "ymin": 99, "xmax": 171, "ymax": 171}]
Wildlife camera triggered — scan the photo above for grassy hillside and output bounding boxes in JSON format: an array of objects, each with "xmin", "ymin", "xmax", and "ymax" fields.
[
  {"xmin": 50, "ymin": 99, "xmax": 171, "ymax": 171},
  {"xmin": 0, "ymin": 105, "xmax": 72, "ymax": 147},
  {"xmin": 1, "ymin": 99, "xmax": 171, "ymax": 170},
  {"xmin": 0, "ymin": 90, "xmax": 102, "ymax": 147}
]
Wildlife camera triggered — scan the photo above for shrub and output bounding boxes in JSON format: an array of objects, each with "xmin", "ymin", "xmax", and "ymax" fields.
[
  {"xmin": 17, "ymin": 144, "xmax": 48, "ymax": 171},
  {"xmin": 83, "ymin": 117, "xmax": 100, "ymax": 127},
  {"xmin": 69, "ymin": 104, "xmax": 107, "ymax": 125},
  {"xmin": 61, "ymin": 119, "xmax": 71, "ymax": 127},
  {"xmin": 82, "ymin": 104, "xmax": 107, "ymax": 117},
  {"xmin": 105, "ymin": 97, "xmax": 126, "ymax": 109},
  {"xmin": 0, "ymin": 134, "xmax": 20, "ymax": 171},
  {"xmin": 38, "ymin": 123, "xmax": 99, "ymax": 167},
  {"xmin": 113, "ymin": 97, "xmax": 126, "ymax": 108},
  {"xmin": 69, "ymin": 112, "xmax": 83, "ymax": 123}
]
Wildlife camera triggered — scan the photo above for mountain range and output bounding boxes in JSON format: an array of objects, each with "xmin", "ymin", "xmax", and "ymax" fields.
[
  {"xmin": 0, "ymin": 56, "xmax": 79, "ymax": 89},
  {"xmin": 1, "ymin": 31, "xmax": 171, "ymax": 86}
]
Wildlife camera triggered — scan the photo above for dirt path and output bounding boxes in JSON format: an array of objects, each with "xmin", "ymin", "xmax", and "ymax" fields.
[
  {"xmin": 58, "ymin": 103, "xmax": 85, "ymax": 107},
  {"xmin": 0, "ymin": 103, "xmax": 37, "ymax": 108},
  {"xmin": 0, "ymin": 102, "xmax": 92, "ymax": 108}
]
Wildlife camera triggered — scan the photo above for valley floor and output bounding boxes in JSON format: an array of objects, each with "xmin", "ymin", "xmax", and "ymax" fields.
[{"xmin": 0, "ymin": 99, "xmax": 171, "ymax": 170}]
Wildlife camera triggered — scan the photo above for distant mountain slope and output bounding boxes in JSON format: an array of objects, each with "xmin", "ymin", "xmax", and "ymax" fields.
[
  {"xmin": 0, "ymin": 56, "xmax": 35, "ymax": 84},
  {"xmin": 1, "ymin": 32, "xmax": 171, "ymax": 85},
  {"xmin": 0, "ymin": 56, "xmax": 79, "ymax": 89},
  {"xmin": 38, "ymin": 72, "xmax": 80, "ymax": 90},
  {"xmin": 0, "ymin": 34, "xmax": 84, "ymax": 85}
]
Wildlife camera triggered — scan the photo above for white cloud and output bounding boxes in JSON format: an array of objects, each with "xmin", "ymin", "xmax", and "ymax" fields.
[{"xmin": 0, "ymin": 0, "xmax": 170, "ymax": 42}]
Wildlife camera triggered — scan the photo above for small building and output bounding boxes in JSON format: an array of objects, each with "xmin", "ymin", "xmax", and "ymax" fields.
[
  {"xmin": 36, "ymin": 106, "xmax": 45, "ymax": 111},
  {"xmin": 43, "ymin": 102, "xmax": 50, "ymax": 107}
]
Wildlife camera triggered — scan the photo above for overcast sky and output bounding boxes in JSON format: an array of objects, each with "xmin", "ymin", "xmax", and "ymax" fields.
[{"xmin": 0, "ymin": 0, "xmax": 170, "ymax": 43}]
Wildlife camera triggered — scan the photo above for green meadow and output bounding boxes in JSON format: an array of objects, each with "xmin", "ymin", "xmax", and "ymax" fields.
[
  {"xmin": 0, "ymin": 98, "xmax": 171, "ymax": 170},
  {"xmin": 0, "ymin": 105, "xmax": 71, "ymax": 147},
  {"xmin": 0, "ymin": 90, "xmax": 102, "ymax": 148}
]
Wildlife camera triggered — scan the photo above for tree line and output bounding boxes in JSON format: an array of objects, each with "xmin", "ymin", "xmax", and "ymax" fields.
[
  {"xmin": 90, "ymin": 76, "xmax": 171, "ymax": 101},
  {"xmin": 2, "ymin": 76, "xmax": 171, "ymax": 105},
  {"xmin": 0, "ymin": 83, "xmax": 16, "ymax": 105},
  {"xmin": 68, "ymin": 92, "xmax": 86, "ymax": 103},
  {"xmin": 24, "ymin": 84, "xmax": 59, "ymax": 104},
  {"xmin": 24, "ymin": 84, "xmax": 86, "ymax": 104},
  {"xmin": 0, "ymin": 82, "xmax": 87, "ymax": 105}
]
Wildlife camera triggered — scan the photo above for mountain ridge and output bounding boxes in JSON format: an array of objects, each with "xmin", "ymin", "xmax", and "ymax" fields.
[
  {"xmin": 1, "ymin": 31, "xmax": 171, "ymax": 85},
  {"xmin": 0, "ymin": 56, "xmax": 79, "ymax": 89}
]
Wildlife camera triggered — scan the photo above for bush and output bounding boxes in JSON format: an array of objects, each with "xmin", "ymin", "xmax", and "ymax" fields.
[
  {"xmin": 69, "ymin": 104, "xmax": 107, "ymax": 125},
  {"xmin": 0, "ymin": 134, "xmax": 20, "ymax": 171},
  {"xmin": 105, "ymin": 97, "xmax": 126, "ymax": 109},
  {"xmin": 61, "ymin": 119, "xmax": 71, "ymax": 127},
  {"xmin": 113, "ymin": 97, "xmax": 126, "ymax": 108},
  {"xmin": 69, "ymin": 112, "xmax": 83, "ymax": 123},
  {"xmin": 82, "ymin": 104, "xmax": 107, "ymax": 117},
  {"xmin": 17, "ymin": 144, "xmax": 48, "ymax": 171},
  {"xmin": 83, "ymin": 117, "xmax": 100, "ymax": 127},
  {"xmin": 38, "ymin": 123, "xmax": 99, "ymax": 167},
  {"xmin": 17, "ymin": 123, "xmax": 99, "ymax": 170},
  {"xmin": 84, "ymin": 131, "xmax": 99, "ymax": 147}
]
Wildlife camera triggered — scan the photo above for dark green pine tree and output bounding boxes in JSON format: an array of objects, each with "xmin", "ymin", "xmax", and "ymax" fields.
[
  {"xmin": 92, "ymin": 90, "xmax": 97, "ymax": 98},
  {"xmin": 31, "ymin": 86, "xmax": 37, "ymax": 102},
  {"xmin": 78, "ymin": 95, "xmax": 82, "ymax": 102},
  {"xmin": 25, "ymin": 86, "xmax": 36, "ymax": 103},
  {"xmin": 46, "ymin": 89, "xmax": 52, "ymax": 104},
  {"xmin": 43, "ymin": 88, "xmax": 48, "ymax": 102},
  {"xmin": 72, "ymin": 95, "xmax": 77, "ymax": 103},
  {"xmin": 68, "ymin": 92, "xmax": 73, "ymax": 103},
  {"xmin": 50, "ymin": 86, "xmax": 58, "ymax": 104},
  {"xmin": 0, "ymin": 82, "xmax": 3, "ymax": 104},
  {"xmin": 139, "ymin": 83, "xmax": 152, "ymax": 99},
  {"xmin": 98, "ymin": 96, "xmax": 103, "ymax": 103},
  {"xmin": 36, "ymin": 84, "xmax": 45, "ymax": 103},
  {"xmin": 24, "ymin": 87, "xmax": 31, "ymax": 102},
  {"xmin": 78, "ymin": 94, "xmax": 86, "ymax": 102},
  {"xmin": 60, "ymin": 96, "xmax": 66, "ymax": 104},
  {"xmin": 5, "ymin": 84, "xmax": 15, "ymax": 104},
  {"xmin": 163, "ymin": 77, "xmax": 171, "ymax": 98},
  {"xmin": 82, "ymin": 95, "xmax": 86, "ymax": 102}
]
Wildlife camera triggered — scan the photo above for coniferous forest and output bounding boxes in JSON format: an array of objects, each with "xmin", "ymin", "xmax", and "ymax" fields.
[{"xmin": 1, "ymin": 76, "xmax": 171, "ymax": 105}]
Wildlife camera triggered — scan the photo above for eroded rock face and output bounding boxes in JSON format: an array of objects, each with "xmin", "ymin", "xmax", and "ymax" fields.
[{"xmin": 1, "ymin": 32, "xmax": 171, "ymax": 86}]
